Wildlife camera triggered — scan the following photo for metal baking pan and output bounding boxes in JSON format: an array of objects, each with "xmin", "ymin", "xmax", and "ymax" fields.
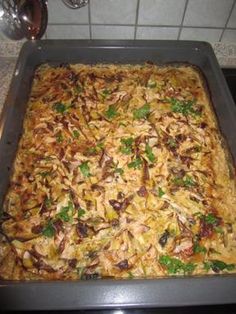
[{"xmin": 0, "ymin": 40, "xmax": 236, "ymax": 310}]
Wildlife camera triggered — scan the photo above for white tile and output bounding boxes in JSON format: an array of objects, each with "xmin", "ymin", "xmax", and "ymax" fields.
[
  {"xmin": 184, "ymin": 0, "xmax": 234, "ymax": 27},
  {"xmin": 221, "ymin": 29, "xmax": 236, "ymax": 42},
  {"xmin": 46, "ymin": 25, "xmax": 90, "ymax": 39},
  {"xmin": 47, "ymin": 0, "xmax": 89, "ymax": 24},
  {"xmin": 92, "ymin": 25, "xmax": 134, "ymax": 39},
  {"xmin": 227, "ymin": 3, "xmax": 236, "ymax": 28},
  {"xmin": 91, "ymin": 0, "xmax": 137, "ymax": 24},
  {"xmin": 136, "ymin": 27, "xmax": 179, "ymax": 39},
  {"xmin": 138, "ymin": 0, "xmax": 186, "ymax": 25},
  {"xmin": 180, "ymin": 27, "xmax": 222, "ymax": 42}
]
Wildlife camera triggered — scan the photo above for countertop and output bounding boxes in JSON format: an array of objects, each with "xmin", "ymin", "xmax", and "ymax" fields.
[{"xmin": 0, "ymin": 41, "xmax": 236, "ymax": 113}]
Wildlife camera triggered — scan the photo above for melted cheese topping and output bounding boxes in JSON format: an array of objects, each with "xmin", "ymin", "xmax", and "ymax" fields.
[{"xmin": 1, "ymin": 63, "xmax": 236, "ymax": 280}]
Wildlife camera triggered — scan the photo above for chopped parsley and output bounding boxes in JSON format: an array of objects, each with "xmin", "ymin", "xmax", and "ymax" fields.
[
  {"xmin": 56, "ymin": 201, "xmax": 74, "ymax": 223},
  {"xmin": 133, "ymin": 103, "xmax": 150, "ymax": 120},
  {"xmin": 39, "ymin": 171, "xmax": 51, "ymax": 178},
  {"xmin": 97, "ymin": 142, "xmax": 104, "ymax": 149},
  {"xmin": 120, "ymin": 137, "xmax": 134, "ymax": 155},
  {"xmin": 193, "ymin": 242, "xmax": 207, "ymax": 254},
  {"xmin": 78, "ymin": 207, "xmax": 86, "ymax": 218},
  {"xmin": 147, "ymin": 80, "xmax": 157, "ymax": 88},
  {"xmin": 101, "ymin": 89, "xmax": 110, "ymax": 99},
  {"xmin": 56, "ymin": 132, "xmax": 63, "ymax": 143},
  {"xmin": 128, "ymin": 157, "xmax": 143, "ymax": 170},
  {"xmin": 53, "ymin": 102, "xmax": 67, "ymax": 114},
  {"xmin": 172, "ymin": 175, "xmax": 196, "ymax": 188},
  {"xmin": 203, "ymin": 213, "xmax": 219, "ymax": 225},
  {"xmin": 114, "ymin": 167, "xmax": 124, "ymax": 175},
  {"xmin": 158, "ymin": 187, "xmax": 165, "ymax": 198},
  {"xmin": 183, "ymin": 175, "xmax": 196, "ymax": 187},
  {"xmin": 87, "ymin": 142, "xmax": 104, "ymax": 154},
  {"xmin": 79, "ymin": 161, "xmax": 91, "ymax": 177},
  {"xmin": 104, "ymin": 104, "xmax": 118, "ymax": 119},
  {"xmin": 77, "ymin": 267, "xmax": 85, "ymax": 278},
  {"xmin": 42, "ymin": 220, "xmax": 55, "ymax": 238},
  {"xmin": 44, "ymin": 197, "xmax": 52, "ymax": 208},
  {"xmin": 159, "ymin": 255, "xmax": 196, "ymax": 274},
  {"xmin": 87, "ymin": 147, "xmax": 97, "ymax": 154},
  {"xmin": 145, "ymin": 144, "xmax": 155, "ymax": 163},
  {"xmin": 199, "ymin": 213, "xmax": 222, "ymax": 234},
  {"xmin": 72, "ymin": 130, "xmax": 80, "ymax": 138},
  {"xmin": 203, "ymin": 260, "xmax": 235, "ymax": 273},
  {"xmin": 170, "ymin": 98, "xmax": 200, "ymax": 116},
  {"xmin": 167, "ymin": 138, "xmax": 177, "ymax": 148},
  {"xmin": 214, "ymin": 226, "xmax": 224, "ymax": 234}
]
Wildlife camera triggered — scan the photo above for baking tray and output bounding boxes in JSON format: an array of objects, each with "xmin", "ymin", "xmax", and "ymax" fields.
[{"xmin": 0, "ymin": 40, "xmax": 236, "ymax": 310}]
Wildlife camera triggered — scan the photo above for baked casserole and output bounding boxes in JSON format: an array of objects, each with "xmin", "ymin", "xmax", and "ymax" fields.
[{"xmin": 0, "ymin": 63, "xmax": 236, "ymax": 280}]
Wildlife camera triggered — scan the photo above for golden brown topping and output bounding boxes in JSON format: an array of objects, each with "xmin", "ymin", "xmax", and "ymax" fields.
[{"xmin": 1, "ymin": 63, "xmax": 236, "ymax": 280}]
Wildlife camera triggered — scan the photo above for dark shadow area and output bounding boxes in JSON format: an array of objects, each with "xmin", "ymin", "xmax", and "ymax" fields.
[
  {"xmin": 2, "ymin": 304, "xmax": 236, "ymax": 314},
  {"xmin": 222, "ymin": 68, "xmax": 236, "ymax": 105}
]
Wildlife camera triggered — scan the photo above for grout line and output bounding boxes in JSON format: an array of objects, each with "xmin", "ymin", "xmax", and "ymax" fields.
[
  {"xmin": 47, "ymin": 23, "xmax": 236, "ymax": 31},
  {"xmin": 177, "ymin": 0, "xmax": 189, "ymax": 40},
  {"xmin": 219, "ymin": 0, "xmax": 236, "ymax": 41},
  {"xmin": 88, "ymin": 0, "xmax": 92, "ymax": 40},
  {"xmin": 134, "ymin": 0, "xmax": 140, "ymax": 40}
]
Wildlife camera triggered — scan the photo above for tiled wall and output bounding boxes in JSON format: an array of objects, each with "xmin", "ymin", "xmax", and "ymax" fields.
[{"xmin": 45, "ymin": 0, "xmax": 236, "ymax": 42}]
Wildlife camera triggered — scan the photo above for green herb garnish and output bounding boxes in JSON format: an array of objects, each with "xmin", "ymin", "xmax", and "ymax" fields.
[
  {"xmin": 159, "ymin": 255, "xmax": 196, "ymax": 274},
  {"xmin": 120, "ymin": 137, "xmax": 134, "ymax": 155},
  {"xmin": 147, "ymin": 80, "xmax": 157, "ymax": 88},
  {"xmin": 167, "ymin": 138, "xmax": 177, "ymax": 148},
  {"xmin": 72, "ymin": 130, "xmax": 80, "ymax": 138},
  {"xmin": 42, "ymin": 220, "xmax": 55, "ymax": 238},
  {"xmin": 77, "ymin": 267, "xmax": 85, "ymax": 278},
  {"xmin": 193, "ymin": 242, "xmax": 207, "ymax": 254},
  {"xmin": 97, "ymin": 142, "xmax": 104, "ymax": 149},
  {"xmin": 158, "ymin": 187, "xmax": 165, "ymax": 198},
  {"xmin": 199, "ymin": 213, "xmax": 222, "ymax": 234},
  {"xmin": 79, "ymin": 161, "xmax": 91, "ymax": 177},
  {"xmin": 78, "ymin": 208, "xmax": 86, "ymax": 218},
  {"xmin": 203, "ymin": 260, "xmax": 235, "ymax": 273},
  {"xmin": 203, "ymin": 213, "xmax": 219, "ymax": 225},
  {"xmin": 56, "ymin": 132, "xmax": 63, "ymax": 143},
  {"xmin": 128, "ymin": 157, "xmax": 143, "ymax": 170},
  {"xmin": 183, "ymin": 175, "xmax": 196, "ymax": 187},
  {"xmin": 87, "ymin": 142, "xmax": 104, "ymax": 155},
  {"xmin": 214, "ymin": 226, "xmax": 224, "ymax": 234},
  {"xmin": 87, "ymin": 147, "xmax": 97, "ymax": 154},
  {"xmin": 145, "ymin": 144, "xmax": 155, "ymax": 163},
  {"xmin": 133, "ymin": 103, "xmax": 150, "ymax": 120},
  {"xmin": 53, "ymin": 102, "xmax": 67, "ymax": 114},
  {"xmin": 101, "ymin": 89, "xmax": 110, "ymax": 99},
  {"xmin": 170, "ymin": 98, "xmax": 200, "ymax": 116},
  {"xmin": 104, "ymin": 104, "xmax": 118, "ymax": 119},
  {"xmin": 56, "ymin": 201, "xmax": 74, "ymax": 223},
  {"xmin": 114, "ymin": 167, "xmax": 124, "ymax": 175},
  {"xmin": 44, "ymin": 197, "xmax": 52, "ymax": 208},
  {"xmin": 39, "ymin": 171, "xmax": 51, "ymax": 178},
  {"xmin": 172, "ymin": 175, "xmax": 196, "ymax": 188}
]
